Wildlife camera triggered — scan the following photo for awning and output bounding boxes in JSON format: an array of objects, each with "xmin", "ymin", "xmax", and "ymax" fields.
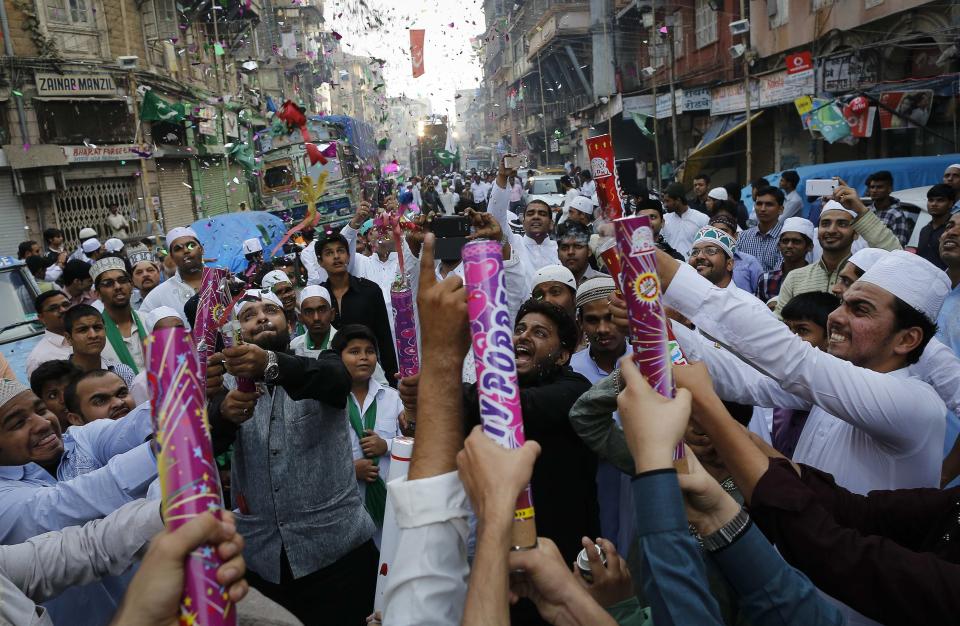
[
  {"xmin": 2, "ymin": 144, "xmax": 68, "ymax": 169},
  {"xmin": 682, "ymin": 111, "xmax": 763, "ymax": 187}
]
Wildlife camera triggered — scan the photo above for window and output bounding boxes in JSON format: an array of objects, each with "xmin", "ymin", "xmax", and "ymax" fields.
[
  {"xmin": 261, "ymin": 160, "xmax": 296, "ymax": 192},
  {"xmin": 530, "ymin": 178, "xmax": 561, "ymax": 195},
  {"xmin": 695, "ymin": 0, "xmax": 717, "ymax": 48},
  {"xmin": 46, "ymin": 0, "xmax": 92, "ymax": 26},
  {"xmin": 36, "ymin": 100, "xmax": 134, "ymax": 144}
]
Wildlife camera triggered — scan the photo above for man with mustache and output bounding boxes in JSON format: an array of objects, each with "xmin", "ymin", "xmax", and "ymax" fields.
[
  {"xmin": 487, "ymin": 156, "xmax": 560, "ymax": 272},
  {"xmin": 688, "ymin": 226, "xmax": 739, "ymax": 290},
  {"xmin": 63, "ymin": 370, "xmax": 134, "ymax": 426},
  {"xmin": 92, "ymin": 257, "xmax": 146, "ymax": 373},
  {"xmin": 139, "ymin": 226, "xmax": 204, "ymax": 327},
  {"xmin": 209, "ymin": 289, "xmax": 378, "ymax": 625},
  {"xmin": 0, "ymin": 378, "xmax": 157, "ymax": 624},
  {"xmin": 128, "ymin": 250, "xmax": 161, "ymax": 310}
]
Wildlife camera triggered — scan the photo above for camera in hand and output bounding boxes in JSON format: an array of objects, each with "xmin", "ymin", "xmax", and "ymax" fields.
[{"xmin": 431, "ymin": 215, "xmax": 471, "ymax": 261}]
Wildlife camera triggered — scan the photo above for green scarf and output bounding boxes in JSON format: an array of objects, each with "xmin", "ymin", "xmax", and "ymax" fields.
[
  {"xmin": 101, "ymin": 310, "xmax": 146, "ymax": 373},
  {"xmin": 305, "ymin": 329, "xmax": 331, "ymax": 351},
  {"xmin": 347, "ymin": 395, "xmax": 386, "ymax": 527}
]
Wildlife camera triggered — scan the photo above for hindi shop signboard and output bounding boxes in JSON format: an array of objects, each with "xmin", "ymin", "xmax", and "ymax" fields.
[
  {"xmin": 758, "ymin": 69, "xmax": 814, "ymax": 108},
  {"xmin": 35, "ymin": 73, "xmax": 117, "ymax": 97},
  {"xmin": 63, "ymin": 145, "xmax": 139, "ymax": 163}
]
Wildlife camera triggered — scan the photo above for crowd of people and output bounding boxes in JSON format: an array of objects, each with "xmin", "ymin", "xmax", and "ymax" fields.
[{"xmin": 0, "ymin": 156, "xmax": 958, "ymax": 626}]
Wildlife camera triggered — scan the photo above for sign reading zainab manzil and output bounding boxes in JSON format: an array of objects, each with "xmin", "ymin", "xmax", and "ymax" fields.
[{"xmin": 35, "ymin": 73, "xmax": 117, "ymax": 97}]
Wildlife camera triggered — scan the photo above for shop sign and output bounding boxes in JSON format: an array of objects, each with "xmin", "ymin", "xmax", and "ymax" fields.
[
  {"xmin": 786, "ymin": 51, "xmax": 813, "ymax": 75},
  {"xmin": 710, "ymin": 81, "xmax": 759, "ymax": 116},
  {"xmin": 62, "ymin": 144, "xmax": 139, "ymax": 162},
  {"xmin": 758, "ymin": 69, "xmax": 814, "ymax": 108},
  {"xmin": 35, "ymin": 72, "xmax": 116, "ymax": 96},
  {"xmin": 655, "ymin": 89, "xmax": 683, "ymax": 119},
  {"xmin": 622, "ymin": 95, "xmax": 654, "ymax": 117},
  {"xmin": 683, "ymin": 87, "xmax": 711, "ymax": 111},
  {"xmin": 822, "ymin": 53, "xmax": 879, "ymax": 92}
]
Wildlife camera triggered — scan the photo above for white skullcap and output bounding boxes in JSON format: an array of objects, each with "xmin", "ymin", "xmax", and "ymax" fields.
[
  {"xmin": 242, "ymin": 238, "xmax": 263, "ymax": 255},
  {"xmin": 165, "ymin": 226, "xmax": 199, "ymax": 247},
  {"xmin": 781, "ymin": 217, "xmax": 815, "ymax": 242},
  {"xmin": 847, "ymin": 248, "xmax": 889, "ymax": 272},
  {"xmin": 104, "ymin": 238, "xmax": 124, "ymax": 253},
  {"xmin": 945, "ymin": 164, "xmax": 960, "ymax": 173},
  {"xmin": 707, "ymin": 187, "xmax": 728, "ymax": 201},
  {"xmin": 0, "ymin": 378, "xmax": 31, "ymax": 408},
  {"xmin": 81, "ymin": 238, "xmax": 102, "ymax": 254},
  {"xmin": 297, "ymin": 285, "xmax": 331, "ymax": 307},
  {"xmin": 858, "ymin": 250, "xmax": 951, "ymax": 322},
  {"xmin": 90, "ymin": 256, "xmax": 127, "ymax": 282},
  {"xmin": 576, "ymin": 276, "xmax": 616, "ymax": 309},
  {"xmin": 532, "ymin": 264, "xmax": 577, "ymax": 292},
  {"xmin": 234, "ymin": 289, "xmax": 282, "ymax": 318},
  {"xmin": 568, "ymin": 195, "xmax": 596, "ymax": 217},
  {"xmin": 144, "ymin": 306, "xmax": 182, "ymax": 332},
  {"xmin": 78, "ymin": 227, "xmax": 97, "ymax": 240},
  {"xmin": 261, "ymin": 270, "xmax": 292, "ymax": 291},
  {"xmin": 820, "ymin": 200, "xmax": 857, "ymax": 219},
  {"xmin": 128, "ymin": 250, "xmax": 156, "ymax": 269}
]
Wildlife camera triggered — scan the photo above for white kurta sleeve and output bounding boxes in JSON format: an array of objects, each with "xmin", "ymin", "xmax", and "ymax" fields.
[
  {"xmin": 381, "ymin": 471, "xmax": 470, "ymax": 626},
  {"xmin": 664, "ymin": 262, "xmax": 946, "ymax": 454},
  {"xmin": 909, "ymin": 338, "xmax": 960, "ymax": 417},
  {"xmin": 487, "ymin": 181, "xmax": 512, "ymax": 240}
]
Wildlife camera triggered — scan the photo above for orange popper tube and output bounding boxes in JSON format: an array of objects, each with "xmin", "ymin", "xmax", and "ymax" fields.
[{"xmin": 462, "ymin": 239, "xmax": 537, "ymax": 549}]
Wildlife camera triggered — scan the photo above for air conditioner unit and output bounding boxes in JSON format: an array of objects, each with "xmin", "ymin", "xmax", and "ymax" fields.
[
  {"xmin": 117, "ymin": 55, "xmax": 139, "ymax": 68},
  {"xmin": 14, "ymin": 171, "xmax": 57, "ymax": 195},
  {"xmin": 729, "ymin": 43, "xmax": 747, "ymax": 59},
  {"xmin": 729, "ymin": 19, "xmax": 750, "ymax": 35}
]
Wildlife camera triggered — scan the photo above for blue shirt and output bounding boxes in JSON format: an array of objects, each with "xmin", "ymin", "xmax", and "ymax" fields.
[
  {"xmin": 633, "ymin": 469, "xmax": 843, "ymax": 626},
  {"xmin": 0, "ymin": 403, "xmax": 157, "ymax": 626},
  {"xmin": 936, "ymin": 283, "xmax": 960, "ymax": 358},
  {"xmin": 733, "ymin": 251, "xmax": 764, "ymax": 295},
  {"xmin": 737, "ymin": 221, "xmax": 784, "ymax": 273}
]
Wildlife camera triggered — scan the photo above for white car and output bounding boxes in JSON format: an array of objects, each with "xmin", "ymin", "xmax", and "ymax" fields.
[{"xmin": 524, "ymin": 175, "xmax": 565, "ymax": 208}]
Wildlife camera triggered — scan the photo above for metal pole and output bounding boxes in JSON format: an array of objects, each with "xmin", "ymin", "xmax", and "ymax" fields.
[
  {"xmin": 666, "ymin": 7, "xmax": 680, "ymax": 162},
  {"xmin": 537, "ymin": 51, "xmax": 550, "ymax": 166},
  {"xmin": 652, "ymin": 60, "xmax": 662, "ymax": 191},
  {"xmin": 740, "ymin": 0, "xmax": 752, "ymax": 183}
]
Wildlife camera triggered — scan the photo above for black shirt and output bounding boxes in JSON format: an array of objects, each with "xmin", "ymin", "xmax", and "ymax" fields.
[
  {"xmin": 917, "ymin": 220, "xmax": 948, "ymax": 270},
  {"xmin": 322, "ymin": 274, "xmax": 399, "ymax": 385}
]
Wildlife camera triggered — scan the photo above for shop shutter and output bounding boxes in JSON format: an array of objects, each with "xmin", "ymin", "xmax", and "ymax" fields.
[
  {"xmin": 53, "ymin": 177, "xmax": 140, "ymax": 249},
  {"xmin": 197, "ymin": 156, "xmax": 229, "ymax": 217},
  {"xmin": 157, "ymin": 159, "xmax": 196, "ymax": 230},
  {"xmin": 0, "ymin": 174, "xmax": 27, "ymax": 256}
]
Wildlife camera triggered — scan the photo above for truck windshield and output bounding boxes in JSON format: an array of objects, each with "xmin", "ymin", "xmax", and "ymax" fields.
[
  {"xmin": 263, "ymin": 163, "xmax": 295, "ymax": 191},
  {"xmin": 0, "ymin": 269, "xmax": 39, "ymax": 343}
]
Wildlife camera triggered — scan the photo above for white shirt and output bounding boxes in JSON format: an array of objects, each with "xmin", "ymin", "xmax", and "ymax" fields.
[
  {"xmin": 381, "ymin": 471, "xmax": 470, "ymax": 625},
  {"xmin": 470, "ymin": 181, "xmax": 489, "ymax": 203},
  {"xmin": 580, "ymin": 180, "xmax": 596, "ymax": 197},
  {"xmin": 520, "ymin": 235, "xmax": 560, "ymax": 272},
  {"xmin": 138, "ymin": 272, "xmax": 197, "ymax": 328},
  {"xmin": 26, "ymin": 331, "xmax": 73, "ymax": 377},
  {"xmin": 661, "ymin": 207, "xmax": 710, "ymax": 258},
  {"xmin": 99, "ymin": 311, "xmax": 145, "ymax": 372},
  {"xmin": 439, "ymin": 191, "xmax": 458, "ymax": 215},
  {"xmin": 486, "ymin": 180, "xmax": 559, "ymax": 274},
  {"xmin": 299, "ymin": 243, "xmax": 329, "ymax": 286},
  {"xmin": 782, "ymin": 189, "xmax": 803, "ymax": 220},
  {"xmin": 664, "ymin": 261, "xmax": 945, "ymax": 494},
  {"xmin": 348, "ymin": 378, "xmax": 402, "ymax": 496}
]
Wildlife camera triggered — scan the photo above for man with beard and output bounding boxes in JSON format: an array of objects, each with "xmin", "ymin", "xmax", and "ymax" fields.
[
  {"xmin": 688, "ymin": 226, "xmax": 738, "ymax": 290},
  {"xmin": 140, "ymin": 227, "xmax": 204, "ymax": 327},
  {"xmin": 63, "ymin": 304, "xmax": 136, "ymax": 388},
  {"xmin": 0, "ymin": 378, "xmax": 157, "ymax": 625},
  {"xmin": 261, "ymin": 270, "xmax": 302, "ymax": 337},
  {"xmin": 210, "ymin": 290, "xmax": 378, "ymax": 624},
  {"xmin": 26, "ymin": 291, "xmax": 73, "ymax": 377},
  {"xmin": 708, "ymin": 213, "xmax": 764, "ymax": 294},
  {"xmin": 63, "ymin": 370, "xmax": 134, "ymax": 426},
  {"xmin": 557, "ymin": 222, "xmax": 604, "ymax": 285},
  {"xmin": 775, "ymin": 189, "xmax": 901, "ymax": 316},
  {"xmin": 127, "ymin": 250, "xmax": 161, "ymax": 310},
  {"xmin": 488, "ymin": 156, "xmax": 560, "ymax": 272},
  {"xmin": 92, "ymin": 257, "xmax": 146, "ymax": 372}
]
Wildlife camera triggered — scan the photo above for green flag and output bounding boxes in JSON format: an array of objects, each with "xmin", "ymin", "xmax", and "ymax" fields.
[
  {"xmin": 629, "ymin": 112, "xmax": 655, "ymax": 137},
  {"xmin": 140, "ymin": 90, "xmax": 185, "ymax": 123},
  {"xmin": 435, "ymin": 149, "xmax": 456, "ymax": 165}
]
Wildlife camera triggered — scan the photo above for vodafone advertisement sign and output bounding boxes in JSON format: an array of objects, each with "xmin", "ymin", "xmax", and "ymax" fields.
[{"xmin": 786, "ymin": 51, "xmax": 813, "ymax": 75}]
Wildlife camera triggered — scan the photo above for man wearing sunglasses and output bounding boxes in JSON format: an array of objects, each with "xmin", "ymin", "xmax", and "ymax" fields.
[
  {"xmin": 91, "ymin": 257, "xmax": 146, "ymax": 372},
  {"xmin": 139, "ymin": 226, "xmax": 204, "ymax": 328}
]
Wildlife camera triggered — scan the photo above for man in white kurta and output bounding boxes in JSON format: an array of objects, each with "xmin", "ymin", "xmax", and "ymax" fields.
[{"xmin": 139, "ymin": 227, "xmax": 204, "ymax": 328}]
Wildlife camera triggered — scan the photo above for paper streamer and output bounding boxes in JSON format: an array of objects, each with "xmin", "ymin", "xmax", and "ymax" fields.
[
  {"xmin": 373, "ymin": 436, "xmax": 414, "ymax": 617},
  {"xmin": 390, "ymin": 281, "xmax": 419, "ymax": 378},
  {"xmin": 195, "ymin": 267, "xmax": 230, "ymax": 382},
  {"xmin": 147, "ymin": 327, "xmax": 236, "ymax": 626},
  {"xmin": 612, "ymin": 215, "xmax": 684, "ymax": 461},
  {"xmin": 462, "ymin": 239, "xmax": 537, "ymax": 549}
]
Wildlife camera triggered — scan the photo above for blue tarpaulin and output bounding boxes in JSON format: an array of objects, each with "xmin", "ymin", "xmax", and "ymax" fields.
[
  {"xmin": 191, "ymin": 212, "xmax": 289, "ymax": 274},
  {"xmin": 309, "ymin": 115, "xmax": 378, "ymax": 161},
  {"xmin": 741, "ymin": 154, "xmax": 960, "ymax": 222}
]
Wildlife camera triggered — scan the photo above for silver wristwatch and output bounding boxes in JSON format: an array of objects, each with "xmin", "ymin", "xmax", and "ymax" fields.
[
  {"xmin": 701, "ymin": 507, "xmax": 751, "ymax": 552},
  {"xmin": 263, "ymin": 350, "xmax": 280, "ymax": 383}
]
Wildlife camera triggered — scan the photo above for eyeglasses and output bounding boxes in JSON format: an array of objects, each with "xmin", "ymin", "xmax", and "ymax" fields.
[
  {"xmin": 98, "ymin": 276, "xmax": 131, "ymax": 288},
  {"xmin": 688, "ymin": 246, "xmax": 724, "ymax": 258}
]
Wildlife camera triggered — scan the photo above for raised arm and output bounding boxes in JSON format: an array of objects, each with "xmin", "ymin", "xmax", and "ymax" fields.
[
  {"xmin": 568, "ymin": 373, "xmax": 635, "ymax": 474},
  {"xmin": 78, "ymin": 402, "xmax": 155, "ymax": 466}
]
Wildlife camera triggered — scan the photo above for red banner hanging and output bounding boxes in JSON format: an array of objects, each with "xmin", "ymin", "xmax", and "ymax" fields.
[
  {"xmin": 410, "ymin": 29, "xmax": 425, "ymax": 78},
  {"xmin": 585, "ymin": 134, "xmax": 624, "ymax": 220}
]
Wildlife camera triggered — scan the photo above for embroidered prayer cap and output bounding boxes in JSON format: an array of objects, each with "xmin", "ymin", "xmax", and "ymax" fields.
[
  {"xmin": 820, "ymin": 200, "xmax": 857, "ymax": 220},
  {"xmin": 78, "ymin": 227, "xmax": 97, "ymax": 240},
  {"xmin": 781, "ymin": 217, "xmax": 815, "ymax": 243},
  {"xmin": 576, "ymin": 276, "xmax": 617, "ymax": 310},
  {"xmin": 128, "ymin": 250, "xmax": 156, "ymax": 269},
  {"xmin": 532, "ymin": 264, "xmax": 577, "ymax": 292},
  {"xmin": 104, "ymin": 238, "xmax": 124, "ymax": 253},
  {"xmin": 359, "ymin": 219, "xmax": 375, "ymax": 236},
  {"xmin": 144, "ymin": 306, "xmax": 182, "ymax": 332},
  {"xmin": 242, "ymin": 238, "xmax": 262, "ymax": 255},
  {"xmin": 81, "ymin": 238, "xmax": 102, "ymax": 254},
  {"xmin": 261, "ymin": 270, "xmax": 292, "ymax": 291},
  {"xmin": 165, "ymin": 226, "xmax": 199, "ymax": 247},
  {"xmin": 692, "ymin": 226, "xmax": 736, "ymax": 258},
  {"xmin": 857, "ymin": 250, "xmax": 951, "ymax": 322},
  {"xmin": 90, "ymin": 256, "xmax": 127, "ymax": 282},
  {"xmin": 0, "ymin": 378, "xmax": 31, "ymax": 408},
  {"xmin": 234, "ymin": 289, "xmax": 282, "ymax": 319},
  {"xmin": 847, "ymin": 248, "xmax": 889, "ymax": 272},
  {"xmin": 707, "ymin": 187, "xmax": 728, "ymax": 201},
  {"xmin": 297, "ymin": 285, "xmax": 331, "ymax": 307}
]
